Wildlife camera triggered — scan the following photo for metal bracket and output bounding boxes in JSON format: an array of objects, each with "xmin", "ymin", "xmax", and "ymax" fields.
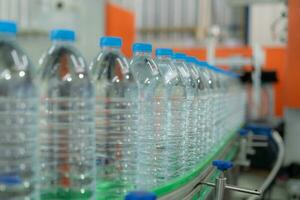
[{"xmin": 200, "ymin": 160, "xmax": 261, "ymax": 200}]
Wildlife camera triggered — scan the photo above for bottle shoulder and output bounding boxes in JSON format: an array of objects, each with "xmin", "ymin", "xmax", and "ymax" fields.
[
  {"xmin": 38, "ymin": 44, "xmax": 91, "ymax": 82},
  {"xmin": 0, "ymin": 39, "xmax": 37, "ymax": 96},
  {"xmin": 0, "ymin": 39, "xmax": 34, "ymax": 74},
  {"xmin": 89, "ymin": 50, "xmax": 135, "ymax": 84},
  {"xmin": 130, "ymin": 55, "xmax": 161, "ymax": 85},
  {"xmin": 155, "ymin": 58, "xmax": 183, "ymax": 86}
]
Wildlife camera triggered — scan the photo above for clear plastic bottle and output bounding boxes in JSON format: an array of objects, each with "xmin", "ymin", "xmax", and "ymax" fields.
[
  {"xmin": 172, "ymin": 53, "xmax": 197, "ymax": 171},
  {"xmin": 38, "ymin": 29, "xmax": 96, "ymax": 200},
  {"xmin": 0, "ymin": 20, "xmax": 39, "ymax": 200},
  {"xmin": 129, "ymin": 43, "xmax": 165, "ymax": 189},
  {"xmin": 155, "ymin": 48, "xmax": 185, "ymax": 179},
  {"xmin": 210, "ymin": 69, "xmax": 243, "ymax": 141},
  {"xmin": 90, "ymin": 37, "xmax": 138, "ymax": 199},
  {"xmin": 220, "ymin": 71, "xmax": 245, "ymax": 136},
  {"xmin": 196, "ymin": 60, "xmax": 219, "ymax": 155},
  {"xmin": 185, "ymin": 57, "xmax": 209, "ymax": 164},
  {"xmin": 221, "ymin": 72, "xmax": 233, "ymax": 136},
  {"xmin": 216, "ymin": 70, "xmax": 229, "ymax": 140},
  {"xmin": 205, "ymin": 65, "xmax": 223, "ymax": 144}
]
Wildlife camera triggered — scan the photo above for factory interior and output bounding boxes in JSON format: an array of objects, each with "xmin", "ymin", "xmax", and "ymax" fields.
[{"xmin": 0, "ymin": 0, "xmax": 299, "ymax": 199}]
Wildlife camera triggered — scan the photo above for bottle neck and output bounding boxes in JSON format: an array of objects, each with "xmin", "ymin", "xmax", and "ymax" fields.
[
  {"xmin": 102, "ymin": 46, "xmax": 121, "ymax": 52},
  {"xmin": 156, "ymin": 55, "xmax": 171, "ymax": 59},
  {"xmin": 134, "ymin": 51, "xmax": 152, "ymax": 57},
  {"xmin": 52, "ymin": 40, "xmax": 74, "ymax": 46}
]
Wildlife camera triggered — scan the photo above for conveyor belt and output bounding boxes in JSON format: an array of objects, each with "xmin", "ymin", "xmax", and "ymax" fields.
[{"xmin": 152, "ymin": 128, "xmax": 240, "ymax": 200}]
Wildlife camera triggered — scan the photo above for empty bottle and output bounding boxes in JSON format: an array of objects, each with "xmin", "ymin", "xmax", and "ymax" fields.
[
  {"xmin": 0, "ymin": 20, "xmax": 39, "ymax": 200},
  {"xmin": 130, "ymin": 43, "xmax": 165, "ymax": 189},
  {"xmin": 155, "ymin": 48, "xmax": 185, "ymax": 179},
  {"xmin": 39, "ymin": 29, "xmax": 96, "ymax": 200},
  {"xmin": 90, "ymin": 37, "xmax": 138, "ymax": 199}
]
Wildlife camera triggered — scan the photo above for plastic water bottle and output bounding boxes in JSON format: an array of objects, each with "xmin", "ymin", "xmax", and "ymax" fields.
[
  {"xmin": 184, "ymin": 57, "xmax": 209, "ymax": 163},
  {"xmin": 222, "ymin": 73, "xmax": 233, "ymax": 135},
  {"xmin": 155, "ymin": 48, "xmax": 185, "ymax": 179},
  {"xmin": 172, "ymin": 53, "xmax": 197, "ymax": 171},
  {"xmin": 218, "ymin": 70, "xmax": 231, "ymax": 139},
  {"xmin": 196, "ymin": 61, "xmax": 218, "ymax": 154},
  {"xmin": 90, "ymin": 37, "xmax": 138, "ymax": 199},
  {"xmin": 212, "ymin": 69, "xmax": 240, "ymax": 140},
  {"xmin": 130, "ymin": 43, "xmax": 165, "ymax": 189},
  {"xmin": 221, "ymin": 71, "xmax": 245, "ymax": 135},
  {"xmin": 39, "ymin": 29, "xmax": 96, "ymax": 199},
  {"xmin": 235, "ymin": 77, "xmax": 247, "ymax": 128},
  {"xmin": 0, "ymin": 20, "xmax": 39, "ymax": 200},
  {"xmin": 206, "ymin": 66, "xmax": 223, "ymax": 143}
]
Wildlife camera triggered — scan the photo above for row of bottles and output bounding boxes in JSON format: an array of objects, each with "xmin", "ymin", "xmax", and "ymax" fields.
[{"xmin": 0, "ymin": 20, "xmax": 246, "ymax": 200}]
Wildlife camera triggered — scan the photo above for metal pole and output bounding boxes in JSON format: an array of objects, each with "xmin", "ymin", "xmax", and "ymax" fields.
[
  {"xmin": 215, "ymin": 174, "xmax": 226, "ymax": 200},
  {"xmin": 226, "ymin": 185, "xmax": 261, "ymax": 195}
]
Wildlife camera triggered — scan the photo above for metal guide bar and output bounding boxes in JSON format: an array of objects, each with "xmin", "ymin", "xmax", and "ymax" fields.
[
  {"xmin": 153, "ymin": 127, "xmax": 241, "ymax": 200},
  {"xmin": 190, "ymin": 147, "xmax": 238, "ymax": 200}
]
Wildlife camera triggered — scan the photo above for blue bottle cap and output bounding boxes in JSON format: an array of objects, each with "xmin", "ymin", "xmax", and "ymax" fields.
[
  {"xmin": 100, "ymin": 36, "xmax": 122, "ymax": 48},
  {"xmin": 50, "ymin": 29, "xmax": 76, "ymax": 42},
  {"xmin": 172, "ymin": 53, "xmax": 186, "ymax": 60},
  {"xmin": 197, "ymin": 60, "xmax": 210, "ymax": 68},
  {"xmin": 125, "ymin": 191, "xmax": 157, "ymax": 200},
  {"xmin": 185, "ymin": 56, "xmax": 198, "ymax": 64},
  {"xmin": 0, "ymin": 175, "xmax": 22, "ymax": 186},
  {"xmin": 208, "ymin": 65, "xmax": 222, "ymax": 73},
  {"xmin": 133, "ymin": 43, "xmax": 152, "ymax": 53},
  {"xmin": 213, "ymin": 160, "xmax": 233, "ymax": 171},
  {"xmin": 155, "ymin": 48, "xmax": 173, "ymax": 57},
  {"xmin": 0, "ymin": 20, "xmax": 17, "ymax": 35},
  {"xmin": 239, "ymin": 129, "xmax": 249, "ymax": 137}
]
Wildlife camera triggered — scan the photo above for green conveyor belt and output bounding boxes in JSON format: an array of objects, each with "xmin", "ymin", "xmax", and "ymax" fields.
[{"xmin": 152, "ymin": 128, "xmax": 239, "ymax": 198}]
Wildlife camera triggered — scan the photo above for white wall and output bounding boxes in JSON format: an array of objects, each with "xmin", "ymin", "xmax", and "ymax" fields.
[
  {"xmin": 0, "ymin": 0, "xmax": 288, "ymax": 59},
  {"xmin": 0, "ymin": 0, "xmax": 105, "ymax": 64},
  {"xmin": 249, "ymin": 2, "xmax": 286, "ymax": 46}
]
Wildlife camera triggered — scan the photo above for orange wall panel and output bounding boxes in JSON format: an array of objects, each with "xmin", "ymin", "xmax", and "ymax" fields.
[
  {"xmin": 285, "ymin": 0, "xmax": 300, "ymax": 108},
  {"xmin": 105, "ymin": 2, "xmax": 135, "ymax": 57}
]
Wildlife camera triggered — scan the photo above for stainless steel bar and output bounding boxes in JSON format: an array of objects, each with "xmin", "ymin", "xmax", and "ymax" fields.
[
  {"xmin": 225, "ymin": 184, "xmax": 261, "ymax": 195},
  {"xmin": 215, "ymin": 177, "xmax": 226, "ymax": 200},
  {"xmin": 158, "ymin": 136, "xmax": 238, "ymax": 200},
  {"xmin": 200, "ymin": 181, "xmax": 215, "ymax": 187},
  {"xmin": 200, "ymin": 181, "xmax": 261, "ymax": 196}
]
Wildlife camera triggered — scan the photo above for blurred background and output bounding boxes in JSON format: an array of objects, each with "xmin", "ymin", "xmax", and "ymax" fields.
[
  {"xmin": 0, "ymin": 0, "xmax": 287, "ymax": 60},
  {"xmin": 0, "ymin": 0, "xmax": 288, "ymax": 117},
  {"xmin": 1, "ymin": 0, "xmax": 300, "ymax": 199}
]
